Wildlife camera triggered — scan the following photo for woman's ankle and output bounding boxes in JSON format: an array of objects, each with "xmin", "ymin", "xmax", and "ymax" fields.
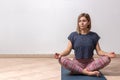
[{"xmin": 82, "ymin": 69, "xmax": 100, "ymax": 76}]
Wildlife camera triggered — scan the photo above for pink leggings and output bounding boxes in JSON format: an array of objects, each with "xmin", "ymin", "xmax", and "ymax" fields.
[{"xmin": 59, "ymin": 56, "xmax": 111, "ymax": 73}]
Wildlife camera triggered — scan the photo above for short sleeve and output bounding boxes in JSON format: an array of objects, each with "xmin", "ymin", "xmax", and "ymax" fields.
[
  {"xmin": 93, "ymin": 32, "xmax": 100, "ymax": 46},
  {"xmin": 68, "ymin": 32, "xmax": 73, "ymax": 42},
  {"xmin": 67, "ymin": 32, "xmax": 77, "ymax": 49}
]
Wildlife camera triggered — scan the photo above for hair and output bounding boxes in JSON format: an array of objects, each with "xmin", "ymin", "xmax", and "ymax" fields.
[{"xmin": 76, "ymin": 13, "xmax": 91, "ymax": 34}]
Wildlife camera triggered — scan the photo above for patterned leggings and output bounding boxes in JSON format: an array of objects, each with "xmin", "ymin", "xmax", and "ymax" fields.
[{"xmin": 59, "ymin": 56, "xmax": 111, "ymax": 73}]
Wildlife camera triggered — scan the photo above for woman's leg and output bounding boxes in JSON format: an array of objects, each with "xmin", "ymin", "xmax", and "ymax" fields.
[
  {"xmin": 86, "ymin": 55, "xmax": 111, "ymax": 71},
  {"xmin": 59, "ymin": 57, "xmax": 84, "ymax": 73},
  {"xmin": 59, "ymin": 57, "xmax": 101, "ymax": 76}
]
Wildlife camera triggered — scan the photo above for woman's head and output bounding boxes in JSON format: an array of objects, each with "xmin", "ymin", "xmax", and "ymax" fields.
[{"xmin": 77, "ymin": 13, "xmax": 91, "ymax": 34}]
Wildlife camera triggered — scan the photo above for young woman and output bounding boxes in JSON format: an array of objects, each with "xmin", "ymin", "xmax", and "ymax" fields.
[{"xmin": 54, "ymin": 13, "xmax": 116, "ymax": 76}]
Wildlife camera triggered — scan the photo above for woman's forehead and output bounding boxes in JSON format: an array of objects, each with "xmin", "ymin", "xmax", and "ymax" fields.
[{"xmin": 79, "ymin": 16, "xmax": 87, "ymax": 20}]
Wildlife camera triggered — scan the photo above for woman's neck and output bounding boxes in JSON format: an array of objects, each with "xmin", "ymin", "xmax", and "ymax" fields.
[{"xmin": 80, "ymin": 29, "xmax": 89, "ymax": 35}]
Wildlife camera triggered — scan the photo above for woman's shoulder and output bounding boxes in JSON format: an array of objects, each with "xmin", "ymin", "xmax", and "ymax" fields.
[
  {"xmin": 68, "ymin": 31, "xmax": 78, "ymax": 38},
  {"xmin": 89, "ymin": 31, "xmax": 100, "ymax": 39},
  {"xmin": 90, "ymin": 31, "xmax": 99, "ymax": 35},
  {"xmin": 69, "ymin": 31, "xmax": 78, "ymax": 35}
]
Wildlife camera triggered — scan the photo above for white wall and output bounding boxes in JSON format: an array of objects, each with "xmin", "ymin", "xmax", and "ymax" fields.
[{"xmin": 0, "ymin": 0, "xmax": 120, "ymax": 54}]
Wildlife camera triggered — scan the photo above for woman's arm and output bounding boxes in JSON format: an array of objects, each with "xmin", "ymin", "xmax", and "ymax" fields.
[
  {"xmin": 95, "ymin": 42, "xmax": 116, "ymax": 58},
  {"xmin": 55, "ymin": 40, "xmax": 72, "ymax": 59}
]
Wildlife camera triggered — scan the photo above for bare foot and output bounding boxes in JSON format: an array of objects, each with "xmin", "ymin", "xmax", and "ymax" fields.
[
  {"xmin": 88, "ymin": 71, "xmax": 100, "ymax": 77},
  {"xmin": 82, "ymin": 69, "xmax": 100, "ymax": 77}
]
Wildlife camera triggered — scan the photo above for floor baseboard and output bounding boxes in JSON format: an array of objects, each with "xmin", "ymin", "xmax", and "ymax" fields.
[
  {"xmin": 0, "ymin": 54, "xmax": 53, "ymax": 58},
  {"xmin": 0, "ymin": 54, "xmax": 120, "ymax": 58}
]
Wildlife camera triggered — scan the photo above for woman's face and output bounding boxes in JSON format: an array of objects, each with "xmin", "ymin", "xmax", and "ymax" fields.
[{"xmin": 78, "ymin": 16, "xmax": 90, "ymax": 30}]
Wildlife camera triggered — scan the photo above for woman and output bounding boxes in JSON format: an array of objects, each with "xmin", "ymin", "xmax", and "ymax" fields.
[{"xmin": 54, "ymin": 13, "xmax": 116, "ymax": 76}]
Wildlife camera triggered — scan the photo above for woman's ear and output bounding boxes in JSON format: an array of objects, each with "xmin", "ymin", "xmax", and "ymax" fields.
[{"xmin": 87, "ymin": 21, "xmax": 90, "ymax": 25}]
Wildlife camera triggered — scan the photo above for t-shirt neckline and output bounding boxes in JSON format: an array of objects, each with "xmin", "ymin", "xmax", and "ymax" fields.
[{"xmin": 80, "ymin": 31, "xmax": 91, "ymax": 36}]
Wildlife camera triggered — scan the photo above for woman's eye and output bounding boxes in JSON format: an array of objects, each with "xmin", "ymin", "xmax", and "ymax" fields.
[{"xmin": 82, "ymin": 20, "xmax": 87, "ymax": 22}]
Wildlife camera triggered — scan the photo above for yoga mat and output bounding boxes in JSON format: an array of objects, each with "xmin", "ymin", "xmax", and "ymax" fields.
[{"xmin": 61, "ymin": 67, "xmax": 107, "ymax": 80}]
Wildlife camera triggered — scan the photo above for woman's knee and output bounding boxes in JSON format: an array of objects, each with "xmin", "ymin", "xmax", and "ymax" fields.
[
  {"xmin": 102, "ymin": 55, "xmax": 111, "ymax": 65},
  {"xmin": 59, "ymin": 56, "xmax": 70, "ymax": 64}
]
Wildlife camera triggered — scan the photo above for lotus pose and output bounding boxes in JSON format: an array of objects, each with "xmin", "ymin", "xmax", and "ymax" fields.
[{"xmin": 54, "ymin": 13, "xmax": 116, "ymax": 76}]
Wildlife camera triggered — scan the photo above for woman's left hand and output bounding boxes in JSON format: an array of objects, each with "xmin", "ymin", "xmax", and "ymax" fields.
[{"xmin": 107, "ymin": 52, "xmax": 116, "ymax": 58}]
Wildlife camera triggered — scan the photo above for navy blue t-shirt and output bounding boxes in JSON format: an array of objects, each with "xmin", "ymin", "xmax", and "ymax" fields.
[{"xmin": 68, "ymin": 31, "xmax": 100, "ymax": 59}]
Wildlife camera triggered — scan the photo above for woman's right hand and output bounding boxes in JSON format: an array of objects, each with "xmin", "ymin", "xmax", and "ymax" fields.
[{"xmin": 54, "ymin": 53, "xmax": 62, "ymax": 59}]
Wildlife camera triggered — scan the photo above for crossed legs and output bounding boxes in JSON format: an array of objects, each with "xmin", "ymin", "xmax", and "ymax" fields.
[{"xmin": 59, "ymin": 56, "xmax": 111, "ymax": 76}]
